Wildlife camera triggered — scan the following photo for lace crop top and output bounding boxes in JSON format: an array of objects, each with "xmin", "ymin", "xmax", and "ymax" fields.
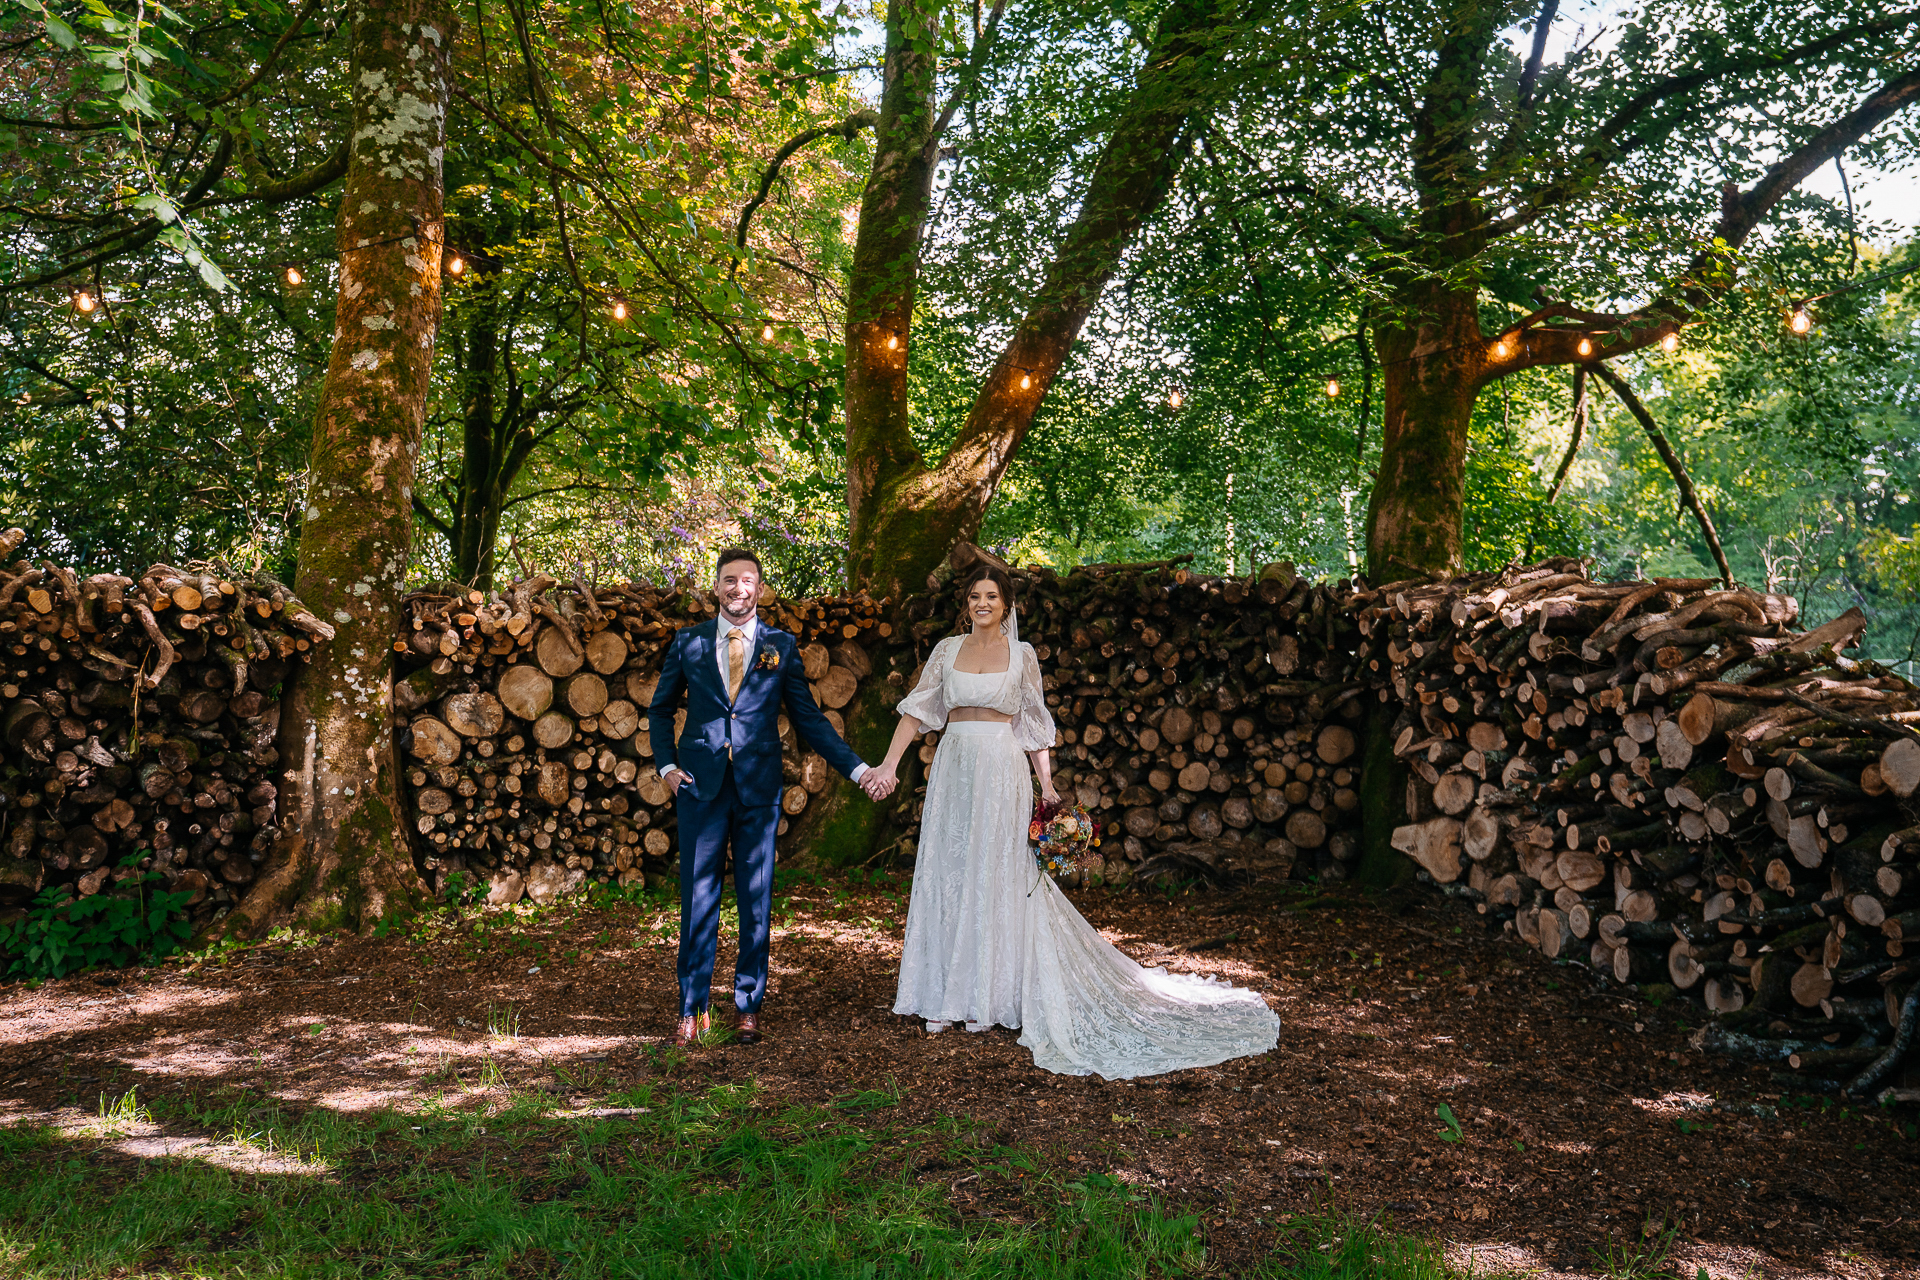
[{"xmin": 896, "ymin": 634, "xmax": 1058, "ymax": 752}]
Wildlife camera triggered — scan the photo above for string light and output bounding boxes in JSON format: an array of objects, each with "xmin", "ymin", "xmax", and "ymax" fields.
[
  {"xmin": 1325, "ymin": 378, "xmax": 1340, "ymax": 398},
  {"xmin": 74, "ymin": 290, "xmax": 96, "ymax": 314},
  {"xmin": 445, "ymin": 254, "xmax": 465, "ymax": 277},
  {"xmin": 611, "ymin": 300, "xmax": 628, "ymax": 321},
  {"xmin": 1576, "ymin": 337, "xmax": 1592, "ymax": 357},
  {"xmin": 1789, "ymin": 307, "xmax": 1812, "ymax": 335},
  {"xmin": 283, "ymin": 266, "xmax": 304, "ymax": 287},
  {"xmin": 761, "ymin": 323, "xmax": 775, "ymax": 342},
  {"xmin": 1660, "ymin": 331, "xmax": 1680, "ymax": 353}
]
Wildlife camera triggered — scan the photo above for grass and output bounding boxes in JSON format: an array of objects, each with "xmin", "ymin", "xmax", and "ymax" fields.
[
  {"xmin": 0, "ymin": 1079, "xmax": 1494, "ymax": 1280},
  {"xmin": 0, "ymin": 1081, "xmax": 1222, "ymax": 1279}
]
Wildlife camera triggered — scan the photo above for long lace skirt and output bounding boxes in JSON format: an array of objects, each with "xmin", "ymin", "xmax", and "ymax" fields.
[{"xmin": 893, "ymin": 722, "xmax": 1280, "ymax": 1079}]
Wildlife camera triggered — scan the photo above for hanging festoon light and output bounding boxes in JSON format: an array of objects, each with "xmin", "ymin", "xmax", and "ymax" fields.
[
  {"xmin": 1789, "ymin": 306, "xmax": 1813, "ymax": 336},
  {"xmin": 1325, "ymin": 378, "xmax": 1340, "ymax": 398}
]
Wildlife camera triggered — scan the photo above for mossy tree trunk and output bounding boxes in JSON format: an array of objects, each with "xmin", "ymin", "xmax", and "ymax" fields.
[
  {"xmin": 222, "ymin": 0, "xmax": 454, "ymax": 938},
  {"xmin": 844, "ymin": 0, "xmax": 1244, "ymax": 600}
]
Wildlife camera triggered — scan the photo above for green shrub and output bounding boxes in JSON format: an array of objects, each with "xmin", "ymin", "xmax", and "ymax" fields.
[{"xmin": 0, "ymin": 856, "xmax": 194, "ymax": 979}]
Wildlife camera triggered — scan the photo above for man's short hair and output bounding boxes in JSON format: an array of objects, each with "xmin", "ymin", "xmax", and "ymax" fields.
[{"xmin": 715, "ymin": 547, "xmax": 763, "ymax": 580}]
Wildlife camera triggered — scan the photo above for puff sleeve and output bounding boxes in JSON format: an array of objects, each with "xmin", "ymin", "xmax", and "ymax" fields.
[
  {"xmin": 1012, "ymin": 642, "xmax": 1057, "ymax": 752},
  {"xmin": 896, "ymin": 636, "xmax": 956, "ymax": 730}
]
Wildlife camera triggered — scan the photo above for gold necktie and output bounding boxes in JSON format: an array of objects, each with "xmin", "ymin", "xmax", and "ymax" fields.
[{"xmin": 727, "ymin": 627, "xmax": 745, "ymax": 703}]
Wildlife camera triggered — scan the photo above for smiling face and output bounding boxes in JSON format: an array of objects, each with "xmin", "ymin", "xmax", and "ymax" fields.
[
  {"xmin": 715, "ymin": 557, "xmax": 763, "ymax": 624},
  {"xmin": 966, "ymin": 579, "xmax": 1006, "ymax": 634}
]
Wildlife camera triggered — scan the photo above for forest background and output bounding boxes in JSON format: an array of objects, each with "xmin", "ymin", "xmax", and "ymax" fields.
[{"xmin": 3, "ymin": 0, "xmax": 1918, "ymax": 674}]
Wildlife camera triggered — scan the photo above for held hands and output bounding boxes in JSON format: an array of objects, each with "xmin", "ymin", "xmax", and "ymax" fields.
[{"xmin": 861, "ymin": 763, "xmax": 899, "ymax": 801}]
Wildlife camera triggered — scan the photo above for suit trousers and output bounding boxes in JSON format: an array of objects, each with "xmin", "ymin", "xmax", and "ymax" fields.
[{"xmin": 675, "ymin": 765, "xmax": 781, "ymax": 1016}]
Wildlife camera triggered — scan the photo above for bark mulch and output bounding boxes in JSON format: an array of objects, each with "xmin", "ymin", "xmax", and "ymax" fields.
[{"xmin": 3, "ymin": 871, "xmax": 1917, "ymax": 1279}]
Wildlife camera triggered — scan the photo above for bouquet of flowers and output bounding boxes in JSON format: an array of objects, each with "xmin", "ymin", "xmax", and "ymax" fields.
[{"xmin": 1030, "ymin": 797, "xmax": 1099, "ymax": 878}]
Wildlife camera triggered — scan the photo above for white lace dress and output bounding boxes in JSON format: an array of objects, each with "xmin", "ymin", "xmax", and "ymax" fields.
[{"xmin": 892, "ymin": 634, "xmax": 1280, "ymax": 1079}]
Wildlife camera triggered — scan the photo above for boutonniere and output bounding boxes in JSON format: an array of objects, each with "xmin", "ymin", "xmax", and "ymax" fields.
[{"xmin": 756, "ymin": 648, "xmax": 780, "ymax": 672}]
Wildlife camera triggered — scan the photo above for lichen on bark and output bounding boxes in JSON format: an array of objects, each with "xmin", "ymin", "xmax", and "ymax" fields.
[{"xmin": 220, "ymin": 0, "xmax": 454, "ymax": 939}]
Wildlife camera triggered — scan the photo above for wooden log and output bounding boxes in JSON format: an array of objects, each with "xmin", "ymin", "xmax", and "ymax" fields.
[
  {"xmin": 585, "ymin": 628, "xmax": 628, "ymax": 674},
  {"xmin": 1882, "ymin": 738, "xmax": 1920, "ymax": 799},
  {"xmin": 600, "ymin": 699, "xmax": 641, "ymax": 738},
  {"xmin": 498, "ymin": 665, "xmax": 554, "ymax": 720},
  {"xmin": 564, "ymin": 672, "xmax": 609, "ymax": 717},
  {"xmin": 408, "ymin": 717, "xmax": 463, "ymax": 766},
  {"xmin": 536, "ymin": 624, "xmax": 585, "ymax": 677},
  {"xmin": 441, "ymin": 692, "xmax": 505, "ymax": 738},
  {"xmin": 817, "ymin": 666, "xmax": 859, "ymax": 709},
  {"xmin": 1316, "ymin": 724, "xmax": 1357, "ymax": 764},
  {"xmin": 533, "ymin": 712, "xmax": 576, "ymax": 750},
  {"xmin": 1390, "ymin": 817, "xmax": 1461, "ymax": 881}
]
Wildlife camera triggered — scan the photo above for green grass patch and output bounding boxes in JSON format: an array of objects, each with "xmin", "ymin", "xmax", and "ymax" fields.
[{"xmin": 0, "ymin": 1082, "xmax": 1230, "ymax": 1278}]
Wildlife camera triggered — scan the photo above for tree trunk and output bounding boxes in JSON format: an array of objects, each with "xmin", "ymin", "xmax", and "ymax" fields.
[
  {"xmin": 1363, "ymin": 282, "xmax": 1483, "ymax": 581},
  {"xmin": 845, "ymin": 0, "xmax": 1241, "ymax": 597},
  {"xmin": 220, "ymin": 0, "xmax": 452, "ymax": 937}
]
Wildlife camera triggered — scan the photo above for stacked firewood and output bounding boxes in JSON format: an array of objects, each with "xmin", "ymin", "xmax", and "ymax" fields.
[
  {"xmin": 0, "ymin": 529, "xmax": 334, "ymax": 919},
  {"xmin": 392, "ymin": 576, "xmax": 893, "ymax": 903},
  {"xmin": 890, "ymin": 556, "xmax": 1368, "ymax": 886},
  {"xmin": 1363, "ymin": 560, "xmax": 1920, "ymax": 1091}
]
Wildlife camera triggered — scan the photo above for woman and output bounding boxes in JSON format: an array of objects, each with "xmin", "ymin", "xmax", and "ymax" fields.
[{"xmin": 864, "ymin": 564, "xmax": 1279, "ymax": 1079}]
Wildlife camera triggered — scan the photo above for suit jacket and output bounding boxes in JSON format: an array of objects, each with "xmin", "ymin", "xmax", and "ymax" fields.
[{"xmin": 646, "ymin": 617, "xmax": 865, "ymax": 808}]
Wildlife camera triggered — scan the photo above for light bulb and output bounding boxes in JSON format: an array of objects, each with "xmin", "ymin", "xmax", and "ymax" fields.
[
  {"xmin": 284, "ymin": 266, "xmax": 304, "ymax": 287},
  {"xmin": 1019, "ymin": 372, "xmax": 1032, "ymax": 390},
  {"xmin": 74, "ymin": 291, "xmax": 96, "ymax": 314},
  {"xmin": 1169, "ymin": 389, "xmax": 1184, "ymax": 409},
  {"xmin": 761, "ymin": 324, "xmax": 774, "ymax": 342},
  {"xmin": 1576, "ymin": 337, "xmax": 1592, "ymax": 357},
  {"xmin": 886, "ymin": 333, "xmax": 898, "ymax": 350},
  {"xmin": 1789, "ymin": 308, "xmax": 1812, "ymax": 335},
  {"xmin": 1325, "ymin": 378, "xmax": 1340, "ymax": 398},
  {"xmin": 446, "ymin": 255, "xmax": 465, "ymax": 276},
  {"xmin": 612, "ymin": 301, "xmax": 628, "ymax": 321},
  {"xmin": 1660, "ymin": 331, "xmax": 1679, "ymax": 353}
]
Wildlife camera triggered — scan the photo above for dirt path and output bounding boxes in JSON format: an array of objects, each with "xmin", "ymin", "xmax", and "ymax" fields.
[{"xmin": 3, "ymin": 874, "xmax": 1916, "ymax": 1278}]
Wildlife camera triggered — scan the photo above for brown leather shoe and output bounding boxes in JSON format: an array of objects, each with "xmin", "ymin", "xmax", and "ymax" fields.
[
  {"xmin": 672, "ymin": 1010, "xmax": 711, "ymax": 1048},
  {"xmin": 735, "ymin": 1012, "xmax": 760, "ymax": 1045}
]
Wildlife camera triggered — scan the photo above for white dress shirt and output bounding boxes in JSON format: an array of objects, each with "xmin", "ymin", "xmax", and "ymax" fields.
[{"xmin": 659, "ymin": 611, "xmax": 866, "ymax": 780}]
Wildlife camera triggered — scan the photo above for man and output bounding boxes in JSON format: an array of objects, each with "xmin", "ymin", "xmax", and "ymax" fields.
[{"xmin": 648, "ymin": 548, "xmax": 888, "ymax": 1047}]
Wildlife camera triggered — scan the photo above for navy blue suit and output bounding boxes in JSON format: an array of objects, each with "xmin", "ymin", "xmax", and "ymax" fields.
[{"xmin": 648, "ymin": 616, "xmax": 865, "ymax": 1016}]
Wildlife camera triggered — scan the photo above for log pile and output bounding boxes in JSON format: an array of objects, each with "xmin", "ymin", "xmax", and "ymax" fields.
[
  {"xmin": 890, "ymin": 556, "xmax": 1369, "ymax": 887},
  {"xmin": 1362, "ymin": 560, "xmax": 1920, "ymax": 1093},
  {"xmin": 392, "ymin": 576, "xmax": 894, "ymax": 904},
  {"xmin": 0, "ymin": 529, "xmax": 334, "ymax": 921}
]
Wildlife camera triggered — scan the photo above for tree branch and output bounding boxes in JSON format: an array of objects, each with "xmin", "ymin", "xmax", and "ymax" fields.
[
  {"xmin": 1589, "ymin": 361, "xmax": 1733, "ymax": 588},
  {"xmin": 732, "ymin": 109, "xmax": 880, "ymax": 270},
  {"xmin": 1484, "ymin": 64, "xmax": 1920, "ymax": 380},
  {"xmin": 1544, "ymin": 363, "xmax": 1586, "ymax": 503}
]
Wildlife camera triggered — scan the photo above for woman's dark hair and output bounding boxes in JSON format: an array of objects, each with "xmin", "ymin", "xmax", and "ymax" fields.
[{"xmin": 958, "ymin": 563, "xmax": 1015, "ymax": 620}]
